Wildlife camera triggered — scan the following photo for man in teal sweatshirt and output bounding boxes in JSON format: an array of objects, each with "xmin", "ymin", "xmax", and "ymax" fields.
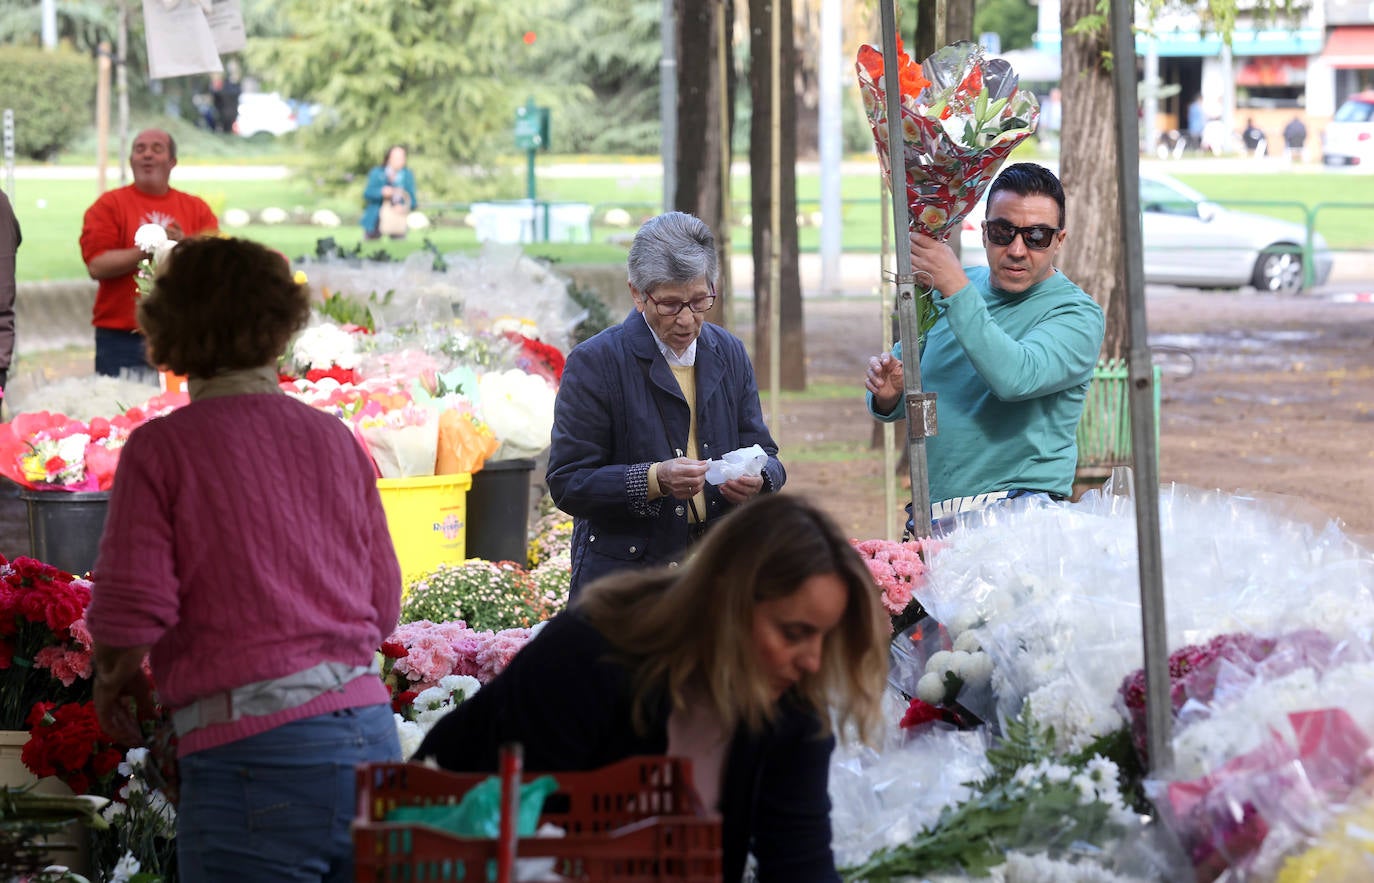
[{"xmin": 865, "ymin": 163, "xmax": 1105, "ymax": 523}]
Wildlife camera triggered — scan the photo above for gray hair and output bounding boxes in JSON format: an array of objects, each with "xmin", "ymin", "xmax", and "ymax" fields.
[{"xmin": 626, "ymin": 211, "xmax": 718, "ymax": 294}]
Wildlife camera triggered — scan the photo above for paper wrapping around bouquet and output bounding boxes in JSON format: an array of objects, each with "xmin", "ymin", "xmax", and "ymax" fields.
[{"xmin": 856, "ymin": 40, "xmax": 1040, "ymax": 240}]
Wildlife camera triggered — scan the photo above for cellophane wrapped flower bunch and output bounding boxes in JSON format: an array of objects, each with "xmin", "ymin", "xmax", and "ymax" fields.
[
  {"xmin": 855, "ymin": 39, "xmax": 1039, "ymax": 345},
  {"xmin": 0, "ymin": 555, "xmax": 94, "ymax": 729},
  {"xmin": 0, "ymin": 391, "xmax": 186, "ymax": 493},
  {"xmin": 849, "ymin": 537, "xmax": 941, "ymax": 633},
  {"xmin": 133, "ymin": 223, "xmax": 178, "ymax": 300}
]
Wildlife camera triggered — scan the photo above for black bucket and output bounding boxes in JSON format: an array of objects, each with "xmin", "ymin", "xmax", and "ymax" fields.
[
  {"xmin": 464, "ymin": 458, "xmax": 536, "ymax": 564},
  {"xmin": 17, "ymin": 490, "xmax": 111, "ymax": 577}
]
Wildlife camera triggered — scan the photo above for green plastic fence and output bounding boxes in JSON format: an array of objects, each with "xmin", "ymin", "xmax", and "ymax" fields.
[{"xmin": 1076, "ymin": 358, "xmax": 1162, "ymax": 475}]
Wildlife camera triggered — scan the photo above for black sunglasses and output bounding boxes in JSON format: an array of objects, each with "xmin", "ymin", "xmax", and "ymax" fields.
[{"xmin": 984, "ymin": 219, "xmax": 1060, "ymax": 250}]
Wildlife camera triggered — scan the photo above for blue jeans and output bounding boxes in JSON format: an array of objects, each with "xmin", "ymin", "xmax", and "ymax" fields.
[
  {"xmin": 177, "ymin": 704, "xmax": 400, "ymax": 883},
  {"xmin": 94, "ymin": 327, "xmax": 156, "ymax": 380}
]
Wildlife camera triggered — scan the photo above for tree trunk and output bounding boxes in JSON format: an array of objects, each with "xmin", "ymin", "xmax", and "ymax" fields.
[
  {"xmin": 673, "ymin": 0, "xmax": 735, "ymax": 326},
  {"xmin": 748, "ymin": 0, "xmax": 806, "ymax": 390},
  {"xmin": 1056, "ymin": 0, "xmax": 1127, "ymax": 361}
]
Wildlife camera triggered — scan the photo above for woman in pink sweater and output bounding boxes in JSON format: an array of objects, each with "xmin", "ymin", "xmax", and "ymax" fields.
[{"xmin": 87, "ymin": 236, "xmax": 402, "ymax": 883}]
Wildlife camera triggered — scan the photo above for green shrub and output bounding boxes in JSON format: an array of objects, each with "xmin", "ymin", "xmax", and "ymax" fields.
[{"xmin": 0, "ymin": 46, "xmax": 95, "ymax": 160}]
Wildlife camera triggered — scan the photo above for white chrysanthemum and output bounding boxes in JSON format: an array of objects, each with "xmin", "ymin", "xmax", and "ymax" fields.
[
  {"xmin": 310, "ymin": 208, "xmax": 342, "ymax": 227},
  {"xmin": 603, "ymin": 207, "xmax": 632, "ymax": 227},
  {"xmin": 260, "ymin": 206, "xmax": 289, "ymax": 225},
  {"xmin": 223, "ymin": 207, "xmax": 253, "ymax": 227},
  {"xmin": 111, "ymin": 851, "xmax": 142, "ymax": 883},
  {"xmin": 290, "ymin": 322, "xmax": 361, "ymax": 371},
  {"xmin": 490, "ymin": 316, "xmax": 540, "ymax": 338},
  {"xmin": 395, "ymin": 716, "xmax": 425, "ymax": 758},
  {"xmin": 134, "ymin": 223, "xmax": 168, "ymax": 252},
  {"xmin": 407, "ymin": 211, "xmax": 430, "ymax": 230}
]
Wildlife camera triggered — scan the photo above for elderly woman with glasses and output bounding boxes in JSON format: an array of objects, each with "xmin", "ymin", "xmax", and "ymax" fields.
[{"xmin": 547, "ymin": 211, "xmax": 785, "ymax": 597}]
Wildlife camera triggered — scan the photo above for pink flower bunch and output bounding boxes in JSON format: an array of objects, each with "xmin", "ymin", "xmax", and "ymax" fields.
[
  {"xmin": 379, "ymin": 619, "xmax": 534, "ymax": 704},
  {"xmin": 850, "ymin": 538, "xmax": 939, "ymax": 618},
  {"xmin": 1119, "ymin": 629, "xmax": 1342, "ymax": 761}
]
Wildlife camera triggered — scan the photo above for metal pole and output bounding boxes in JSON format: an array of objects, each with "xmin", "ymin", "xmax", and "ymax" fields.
[
  {"xmin": 117, "ymin": 1, "xmax": 130, "ymax": 187},
  {"xmin": 818, "ymin": 0, "xmax": 842, "ymax": 295},
  {"xmin": 41, "ymin": 0, "xmax": 57, "ymax": 49},
  {"xmin": 96, "ymin": 42, "xmax": 111, "ymax": 195},
  {"xmin": 660, "ymin": 0, "xmax": 678, "ymax": 212},
  {"xmin": 767, "ymin": 0, "xmax": 781, "ymax": 429},
  {"xmin": 1108, "ymin": 0, "xmax": 1172, "ymax": 773},
  {"xmin": 2, "ymin": 110, "xmax": 14, "ymax": 200},
  {"xmin": 879, "ymin": 0, "xmax": 933, "ymax": 537},
  {"xmin": 717, "ymin": 0, "xmax": 733, "ymax": 332},
  {"xmin": 879, "ymin": 179, "xmax": 898, "ymax": 541}
]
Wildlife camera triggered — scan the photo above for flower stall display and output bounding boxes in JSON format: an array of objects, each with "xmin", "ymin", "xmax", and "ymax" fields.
[
  {"xmin": 855, "ymin": 39, "xmax": 1039, "ymax": 346},
  {"xmin": 828, "ymin": 484, "xmax": 1374, "ymax": 881}
]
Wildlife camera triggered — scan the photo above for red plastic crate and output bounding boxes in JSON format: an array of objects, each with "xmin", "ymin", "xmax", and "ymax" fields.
[{"xmin": 353, "ymin": 755, "xmax": 722, "ymax": 882}]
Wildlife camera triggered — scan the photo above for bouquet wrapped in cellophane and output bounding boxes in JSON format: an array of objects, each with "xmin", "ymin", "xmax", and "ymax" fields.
[{"xmin": 856, "ymin": 40, "xmax": 1040, "ymax": 342}]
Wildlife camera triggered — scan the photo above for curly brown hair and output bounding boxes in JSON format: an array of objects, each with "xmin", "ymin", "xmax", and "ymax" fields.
[{"xmin": 138, "ymin": 236, "xmax": 311, "ymax": 378}]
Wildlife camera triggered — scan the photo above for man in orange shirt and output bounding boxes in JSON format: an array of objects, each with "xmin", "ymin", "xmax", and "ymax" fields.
[{"xmin": 80, "ymin": 129, "xmax": 218, "ymax": 377}]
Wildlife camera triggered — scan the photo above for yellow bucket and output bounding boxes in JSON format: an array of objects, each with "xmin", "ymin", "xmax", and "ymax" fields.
[{"xmin": 376, "ymin": 473, "xmax": 472, "ymax": 591}]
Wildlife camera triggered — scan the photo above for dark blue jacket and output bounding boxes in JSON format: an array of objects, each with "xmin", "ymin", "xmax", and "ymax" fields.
[
  {"xmin": 415, "ymin": 612, "xmax": 841, "ymax": 882},
  {"xmin": 546, "ymin": 310, "xmax": 785, "ymax": 595}
]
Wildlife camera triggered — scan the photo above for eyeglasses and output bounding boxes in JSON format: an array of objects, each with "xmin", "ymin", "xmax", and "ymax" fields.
[
  {"xmin": 984, "ymin": 219, "xmax": 1061, "ymax": 250},
  {"xmin": 644, "ymin": 290, "xmax": 717, "ymax": 317}
]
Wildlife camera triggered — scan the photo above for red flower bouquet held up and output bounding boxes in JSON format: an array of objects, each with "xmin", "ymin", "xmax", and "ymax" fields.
[{"xmin": 855, "ymin": 39, "xmax": 1040, "ymax": 346}]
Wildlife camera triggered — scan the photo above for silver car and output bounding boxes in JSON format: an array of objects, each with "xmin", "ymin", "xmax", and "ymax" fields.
[{"xmin": 960, "ymin": 168, "xmax": 1333, "ymax": 293}]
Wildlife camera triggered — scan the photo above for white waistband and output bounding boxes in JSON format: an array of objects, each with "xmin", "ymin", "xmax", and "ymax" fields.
[{"xmin": 172, "ymin": 660, "xmax": 376, "ymax": 737}]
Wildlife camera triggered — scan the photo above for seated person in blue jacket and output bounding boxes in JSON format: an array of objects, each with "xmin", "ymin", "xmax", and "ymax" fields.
[
  {"xmin": 864, "ymin": 163, "xmax": 1105, "ymax": 526},
  {"xmin": 546, "ymin": 210, "xmax": 785, "ymax": 597},
  {"xmin": 414, "ymin": 493, "xmax": 890, "ymax": 883}
]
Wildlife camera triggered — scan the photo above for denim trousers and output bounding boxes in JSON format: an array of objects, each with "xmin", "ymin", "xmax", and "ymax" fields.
[
  {"xmin": 94, "ymin": 327, "xmax": 156, "ymax": 380},
  {"xmin": 177, "ymin": 704, "xmax": 400, "ymax": 883}
]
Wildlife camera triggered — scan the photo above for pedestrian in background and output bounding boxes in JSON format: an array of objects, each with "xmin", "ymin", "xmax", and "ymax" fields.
[
  {"xmin": 361, "ymin": 145, "xmax": 417, "ymax": 240},
  {"xmin": 1283, "ymin": 115, "xmax": 1308, "ymax": 163}
]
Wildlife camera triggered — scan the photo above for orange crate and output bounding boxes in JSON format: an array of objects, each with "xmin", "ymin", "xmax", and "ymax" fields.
[{"xmin": 354, "ymin": 756, "xmax": 722, "ymax": 882}]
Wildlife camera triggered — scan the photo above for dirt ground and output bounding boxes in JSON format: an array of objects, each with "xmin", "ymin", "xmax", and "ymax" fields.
[{"xmin": 760, "ymin": 289, "xmax": 1374, "ymax": 548}]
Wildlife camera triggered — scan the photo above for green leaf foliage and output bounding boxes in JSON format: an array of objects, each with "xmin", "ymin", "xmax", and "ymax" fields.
[
  {"xmin": 0, "ymin": 46, "xmax": 96, "ymax": 159},
  {"xmin": 247, "ymin": 0, "xmax": 556, "ymax": 202}
]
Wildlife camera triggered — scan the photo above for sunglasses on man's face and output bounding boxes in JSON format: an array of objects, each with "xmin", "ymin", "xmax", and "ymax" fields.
[{"xmin": 984, "ymin": 219, "xmax": 1060, "ymax": 250}]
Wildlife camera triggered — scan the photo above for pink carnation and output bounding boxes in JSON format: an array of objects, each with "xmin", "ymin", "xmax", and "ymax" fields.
[
  {"xmin": 34, "ymin": 644, "xmax": 92, "ymax": 686},
  {"xmin": 474, "ymin": 629, "xmax": 532, "ymax": 683}
]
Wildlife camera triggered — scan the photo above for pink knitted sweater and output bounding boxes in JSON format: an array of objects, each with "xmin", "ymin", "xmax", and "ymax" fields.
[{"xmin": 87, "ymin": 393, "xmax": 401, "ymax": 755}]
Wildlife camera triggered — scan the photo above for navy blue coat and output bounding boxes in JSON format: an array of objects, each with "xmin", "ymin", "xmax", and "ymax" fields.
[
  {"xmin": 414, "ymin": 612, "xmax": 841, "ymax": 882},
  {"xmin": 547, "ymin": 310, "xmax": 785, "ymax": 595}
]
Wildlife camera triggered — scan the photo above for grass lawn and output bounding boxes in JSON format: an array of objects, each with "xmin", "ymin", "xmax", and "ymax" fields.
[{"xmin": 9, "ymin": 155, "xmax": 1373, "ymax": 283}]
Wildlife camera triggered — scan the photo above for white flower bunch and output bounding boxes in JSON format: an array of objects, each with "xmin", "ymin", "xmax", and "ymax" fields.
[
  {"xmin": 411, "ymin": 674, "xmax": 481, "ymax": 728},
  {"xmin": 133, "ymin": 223, "xmax": 177, "ymax": 264},
  {"xmin": 289, "ymin": 322, "xmax": 361, "ymax": 371}
]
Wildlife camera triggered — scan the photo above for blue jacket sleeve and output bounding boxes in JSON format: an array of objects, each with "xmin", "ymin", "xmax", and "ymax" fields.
[
  {"xmin": 865, "ymin": 340, "xmax": 907, "ymax": 422},
  {"xmin": 362, "ymin": 167, "xmax": 387, "ymax": 206},
  {"xmin": 545, "ymin": 338, "xmax": 649, "ymax": 522}
]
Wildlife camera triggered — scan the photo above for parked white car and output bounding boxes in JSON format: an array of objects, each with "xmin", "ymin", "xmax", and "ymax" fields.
[
  {"xmin": 233, "ymin": 92, "xmax": 298, "ymax": 137},
  {"xmin": 959, "ymin": 167, "xmax": 1333, "ymax": 293},
  {"xmin": 1322, "ymin": 91, "xmax": 1374, "ymax": 168}
]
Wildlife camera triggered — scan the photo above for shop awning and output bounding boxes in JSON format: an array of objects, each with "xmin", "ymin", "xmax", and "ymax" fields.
[{"xmin": 1323, "ymin": 26, "xmax": 1374, "ymax": 69}]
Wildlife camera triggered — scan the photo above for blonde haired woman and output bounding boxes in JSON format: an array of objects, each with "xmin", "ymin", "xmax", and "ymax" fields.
[{"xmin": 415, "ymin": 493, "xmax": 889, "ymax": 882}]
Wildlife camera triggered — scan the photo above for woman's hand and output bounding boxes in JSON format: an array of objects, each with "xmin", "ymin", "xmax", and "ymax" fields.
[
  {"xmin": 93, "ymin": 643, "xmax": 155, "ymax": 747},
  {"xmin": 865, "ymin": 352, "xmax": 904, "ymax": 415},
  {"xmin": 659, "ymin": 457, "xmax": 708, "ymax": 500},
  {"xmin": 381, "ymin": 185, "xmax": 394, "ymax": 199},
  {"xmin": 720, "ymin": 473, "xmax": 764, "ymax": 504}
]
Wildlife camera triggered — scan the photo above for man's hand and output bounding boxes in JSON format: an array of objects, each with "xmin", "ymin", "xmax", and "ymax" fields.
[
  {"xmin": 865, "ymin": 352, "xmax": 904, "ymax": 415},
  {"xmin": 719, "ymin": 473, "xmax": 764, "ymax": 505},
  {"xmin": 658, "ymin": 456, "xmax": 708, "ymax": 500},
  {"xmin": 909, "ymin": 232, "xmax": 970, "ymax": 298},
  {"xmin": 164, "ymin": 221, "xmax": 185, "ymax": 242}
]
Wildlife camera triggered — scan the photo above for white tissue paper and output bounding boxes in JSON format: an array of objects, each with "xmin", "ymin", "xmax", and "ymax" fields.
[{"xmin": 704, "ymin": 444, "xmax": 767, "ymax": 485}]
